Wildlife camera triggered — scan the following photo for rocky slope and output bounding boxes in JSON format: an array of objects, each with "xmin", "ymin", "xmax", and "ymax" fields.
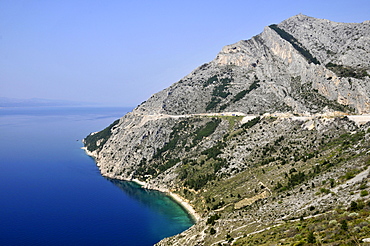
[{"xmin": 84, "ymin": 14, "xmax": 370, "ymax": 245}]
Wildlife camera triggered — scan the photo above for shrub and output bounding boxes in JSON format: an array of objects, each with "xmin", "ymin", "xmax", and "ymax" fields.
[
  {"xmin": 349, "ymin": 201, "xmax": 358, "ymax": 211},
  {"xmin": 231, "ymin": 80, "xmax": 260, "ymax": 103},
  {"xmin": 359, "ymin": 183, "xmax": 367, "ymax": 190},
  {"xmin": 206, "ymin": 97, "xmax": 221, "ymax": 111},
  {"xmin": 204, "ymin": 75, "xmax": 218, "ymax": 87},
  {"xmin": 340, "ymin": 220, "xmax": 348, "ymax": 231},
  {"xmin": 206, "ymin": 214, "xmax": 220, "ymax": 225},
  {"xmin": 325, "ymin": 63, "xmax": 369, "ymax": 79},
  {"xmin": 84, "ymin": 119, "xmax": 120, "ymax": 152},
  {"xmin": 360, "ymin": 190, "xmax": 369, "ymax": 197},
  {"xmin": 241, "ymin": 116, "xmax": 260, "ymax": 129},
  {"xmin": 320, "ymin": 188, "xmax": 331, "ymax": 194},
  {"xmin": 194, "ymin": 118, "xmax": 221, "ymax": 141},
  {"xmin": 307, "ymin": 231, "xmax": 316, "ymax": 243}
]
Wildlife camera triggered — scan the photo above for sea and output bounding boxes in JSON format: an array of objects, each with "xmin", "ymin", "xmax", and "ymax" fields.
[{"xmin": 0, "ymin": 106, "xmax": 194, "ymax": 246}]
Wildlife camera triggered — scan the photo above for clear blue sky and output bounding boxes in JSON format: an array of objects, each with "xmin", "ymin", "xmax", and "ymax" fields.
[{"xmin": 1, "ymin": 0, "xmax": 369, "ymax": 106}]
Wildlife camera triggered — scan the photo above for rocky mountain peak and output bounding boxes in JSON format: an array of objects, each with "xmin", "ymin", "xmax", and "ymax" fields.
[
  {"xmin": 84, "ymin": 16, "xmax": 370, "ymax": 245},
  {"xmin": 133, "ymin": 14, "xmax": 369, "ymax": 116}
]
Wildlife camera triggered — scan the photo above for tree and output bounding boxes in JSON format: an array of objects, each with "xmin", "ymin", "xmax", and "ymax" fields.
[{"xmin": 307, "ymin": 231, "xmax": 316, "ymax": 243}]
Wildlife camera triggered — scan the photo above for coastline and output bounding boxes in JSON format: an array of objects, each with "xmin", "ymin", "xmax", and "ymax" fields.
[
  {"xmin": 131, "ymin": 178, "xmax": 200, "ymax": 222},
  {"xmin": 167, "ymin": 190, "xmax": 200, "ymax": 222},
  {"xmin": 82, "ymin": 147, "xmax": 200, "ymax": 223}
]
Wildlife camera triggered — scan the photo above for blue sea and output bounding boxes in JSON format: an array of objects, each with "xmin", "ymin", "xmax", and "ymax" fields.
[{"xmin": 0, "ymin": 107, "xmax": 194, "ymax": 246}]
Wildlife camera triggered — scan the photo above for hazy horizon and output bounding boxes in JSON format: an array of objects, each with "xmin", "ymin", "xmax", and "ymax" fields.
[{"xmin": 1, "ymin": 0, "xmax": 369, "ymax": 107}]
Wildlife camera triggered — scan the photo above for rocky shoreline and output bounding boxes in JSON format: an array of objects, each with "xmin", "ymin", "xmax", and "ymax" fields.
[
  {"xmin": 81, "ymin": 15, "xmax": 370, "ymax": 245},
  {"xmin": 81, "ymin": 146, "xmax": 200, "ymax": 224}
]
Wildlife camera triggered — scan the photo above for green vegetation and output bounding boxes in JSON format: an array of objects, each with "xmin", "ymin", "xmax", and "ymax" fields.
[
  {"xmin": 231, "ymin": 79, "xmax": 260, "ymax": 103},
  {"xmin": 136, "ymin": 117, "xmax": 223, "ymax": 179},
  {"xmin": 153, "ymin": 120, "xmax": 190, "ymax": 159},
  {"xmin": 206, "ymin": 213, "xmax": 220, "ymax": 225},
  {"xmin": 326, "ymin": 62, "xmax": 369, "ymax": 79},
  {"xmin": 205, "ymin": 76, "xmax": 233, "ymax": 111},
  {"xmin": 193, "ymin": 118, "xmax": 221, "ymax": 141},
  {"xmin": 157, "ymin": 158, "xmax": 180, "ymax": 172},
  {"xmin": 303, "ymin": 90, "xmax": 352, "ymax": 112},
  {"xmin": 153, "ymin": 117, "xmax": 221, "ymax": 159},
  {"xmin": 234, "ymin": 199, "xmax": 370, "ymax": 245},
  {"xmin": 269, "ymin": 24, "xmax": 320, "ymax": 65},
  {"xmin": 231, "ymin": 89, "xmax": 249, "ymax": 103},
  {"xmin": 273, "ymin": 129, "xmax": 366, "ymax": 192},
  {"xmin": 201, "ymin": 142, "xmax": 224, "ymax": 159},
  {"xmin": 206, "ymin": 97, "xmax": 221, "ymax": 111},
  {"xmin": 220, "ymin": 77, "xmax": 260, "ymax": 110},
  {"xmin": 221, "ymin": 115, "xmax": 244, "ymax": 130},
  {"xmin": 290, "ymin": 79, "xmax": 355, "ymax": 113},
  {"xmin": 241, "ymin": 116, "xmax": 261, "ymax": 129},
  {"xmin": 84, "ymin": 119, "xmax": 120, "ymax": 152},
  {"xmin": 127, "ymin": 112, "xmax": 369, "ymax": 245},
  {"xmin": 212, "ymin": 78, "xmax": 232, "ymax": 98},
  {"xmin": 179, "ymin": 155, "xmax": 227, "ymax": 191},
  {"xmin": 114, "ymin": 107, "xmax": 369, "ymax": 245},
  {"xmin": 203, "ymin": 75, "xmax": 218, "ymax": 87},
  {"xmin": 360, "ymin": 190, "xmax": 369, "ymax": 197}
]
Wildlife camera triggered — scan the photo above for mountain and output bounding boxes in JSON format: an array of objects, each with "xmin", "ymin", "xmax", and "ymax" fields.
[{"xmin": 84, "ymin": 15, "xmax": 370, "ymax": 245}]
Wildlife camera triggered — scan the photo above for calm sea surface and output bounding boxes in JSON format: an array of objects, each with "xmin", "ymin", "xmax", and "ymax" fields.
[{"xmin": 0, "ymin": 107, "xmax": 193, "ymax": 246}]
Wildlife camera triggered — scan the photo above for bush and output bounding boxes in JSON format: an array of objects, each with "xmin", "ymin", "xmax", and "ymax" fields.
[
  {"xmin": 307, "ymin": 231, "xmax": 316, "ymax": 243},
  {"xmin": 194, "ymin": 118, "xmax": 221, "ymax": 141},
  {"xmin": 340, "ymin": 220, "xmax": 348, "ymax": 231},
  {"xmin": 206, "ymin": 97, "xmax": 221, "ymax": 111},
  {"xmin": 241, "ymin": 116, "xmax": 260, "ymax": 129},
  {"xmin": 201, "ymin": 143, "xmax": 223, "ymax": 159},
  {"xmin": 360, "ymin": 190, "xmax": 369, "ymax": 197},
  {"xmin": 349, "ymin": 201, "xmax": 358, "ymax": 211},
  {"xmin": 206, "ymin": 214, "xmax": 220, "ymax": 225},
  {"xmin": 320, "ymin": 188, "xmax": 331, "ymax": 194},
  {"xmin": 231, "ymin": 80, "xmax": 260, "ymax": 103},
  {"xmin": 204, "ymin": 75, "xmax": 218, "ymax": 87},
  {"xmin": 325, "ymin": 63, "xmax": 369, "ymax": 79}
]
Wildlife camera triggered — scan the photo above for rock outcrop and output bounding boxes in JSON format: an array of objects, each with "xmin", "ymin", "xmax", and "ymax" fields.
[{"xmin": 84, "ymin": 15, "xmax": 370, "ymax": 245}]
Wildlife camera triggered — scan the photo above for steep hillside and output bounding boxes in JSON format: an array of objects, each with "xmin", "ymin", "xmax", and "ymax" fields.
[{"xmin": 84, "ymin": 14, "xmax": 370, "ymax": 245}]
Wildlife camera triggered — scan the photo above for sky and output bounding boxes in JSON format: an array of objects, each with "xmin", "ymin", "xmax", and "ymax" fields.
[{"xmin": 1, "ymin": 0, "xmax": 369, "ymax": 106}]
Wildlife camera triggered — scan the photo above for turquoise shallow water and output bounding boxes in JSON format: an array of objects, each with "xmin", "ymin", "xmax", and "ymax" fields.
[{"xmin": 0, "ymin": 107, "xmax": 194, "ymax": 246}]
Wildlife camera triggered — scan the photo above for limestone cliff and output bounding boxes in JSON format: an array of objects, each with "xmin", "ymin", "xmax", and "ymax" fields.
[{"xmin": 84, "ymin": 15, "xmax": 370, "ymax": 245}]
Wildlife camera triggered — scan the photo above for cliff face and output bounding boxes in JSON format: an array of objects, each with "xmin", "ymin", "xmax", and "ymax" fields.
[
  {"xmin": 133, "ymin": 14, "xmax": 370, "ymax": 116},
  {"xmin": 84, "ymin": 15, "xmax": 370, "ymax": 245}
]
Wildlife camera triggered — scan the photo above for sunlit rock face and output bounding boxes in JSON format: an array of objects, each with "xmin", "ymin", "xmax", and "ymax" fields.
[
  {"xmin": 84, "ymin": 15, "xmax": 370, "ymax": 246},
  {"xmin": 85, "ymin": 14, "xmax": 370, "ymax": 181}
]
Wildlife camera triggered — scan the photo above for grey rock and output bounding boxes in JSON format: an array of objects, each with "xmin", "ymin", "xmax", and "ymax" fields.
[{"xmin": 83, "ymin": 14, "xmax": 370, "ymax": 246}]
